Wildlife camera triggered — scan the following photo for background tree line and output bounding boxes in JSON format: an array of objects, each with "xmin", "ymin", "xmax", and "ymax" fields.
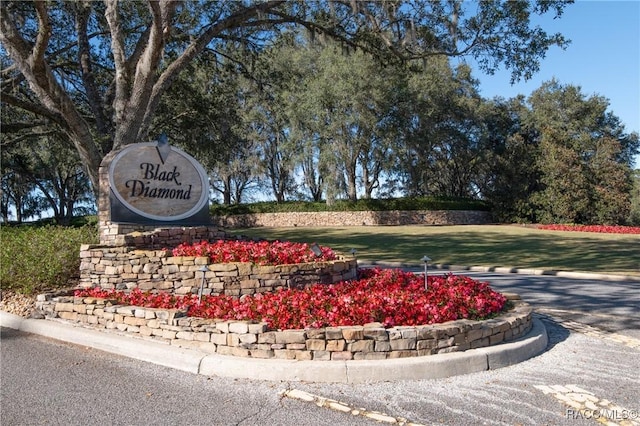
[
  {"xmin": 2, "ymin": 1, "xmax": 638, "ymax": 225},
  {"xmin": 159, "ymin": 34, "xmax": 640, "ymax": 225}
]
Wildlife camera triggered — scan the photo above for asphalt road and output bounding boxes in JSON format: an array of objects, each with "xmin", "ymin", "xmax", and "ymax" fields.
[
  {"xmin": 404, "ymin": 269, "xmax": 640, "ymax": 338},
  {"xmin": 472, "ymin": 271, "xmax": 640, "ymax": 338},
  {"xmin": 2, "ymin": 272, "xmax": 639, "ymax": 426}
]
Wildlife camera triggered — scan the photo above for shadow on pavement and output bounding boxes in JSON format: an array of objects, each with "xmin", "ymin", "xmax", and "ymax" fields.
[{"xmin": 535, "ymin": 315, "xmax": 571, "ymax": 351}]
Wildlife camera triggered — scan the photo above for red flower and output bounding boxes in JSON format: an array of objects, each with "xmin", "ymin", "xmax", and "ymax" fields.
[
  {"xmin": 171, "ymin": 240, "xmax": 337, "ymax": 265},
  {"xmin": 76, "ymin": 269, "xmax": 506, "ymax": 330},
  {"xmin": 538, "ymin": 224, "xmax": 640, "ymax": 234}
]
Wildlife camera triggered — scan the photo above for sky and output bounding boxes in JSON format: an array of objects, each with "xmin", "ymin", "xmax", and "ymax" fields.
[{"xmin": 465, "ymin": 0, "xmax": 640, "ymax": 167}]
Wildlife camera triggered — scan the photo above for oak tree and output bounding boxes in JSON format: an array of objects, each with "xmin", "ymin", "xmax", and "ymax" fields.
[{"xmin": 1, "ymin": 0, "xmax": 570, "ymax": 196}]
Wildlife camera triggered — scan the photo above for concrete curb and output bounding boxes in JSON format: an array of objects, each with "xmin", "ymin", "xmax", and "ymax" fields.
[
  {"xmin": 1, "ymin": 311, "xmax": 547, "ymax": 383},
  {"xmin": 358, "ymin": 261, "xmax": 640, "ymax": 282},
  {"xmin": 0, "ymin": 312, "xmax": 207, "ymax": 374},
  {"xmin": 477, "ymin": 317, "xmax": 548, "ymax": 370}
]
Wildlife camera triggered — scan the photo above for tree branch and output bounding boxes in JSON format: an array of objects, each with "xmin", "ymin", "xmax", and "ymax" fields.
[
  {"xmin": 32, "ymin": 2, "xmax": 52, "ymax": 74},
  {"xmin": 0, "ymin": 91, "xmax": 66, "ymax": 126},
  {"xmin": 1, "ymin": 3, "xmax": 106, "ymax": 190},
  {"xmin": 0, "ymin": 129, "xmax": 58, "ymax": 148},
  {"xmin": 75, "ymin": 0, "xmax": 110, "ymax": 135},
  {"xmin": 1, "ymin": 120, "xmax": 54, "ymax": 134},
  {"xmin": 107, "ymin": 0, "xmax": 179, "ymax": 147},
  {"xmin": 104, "ymin": 0, "xmax": 129, "ymax": 131},
  {"xmin": 138, "ymin": 0, "xmax": 286, "ymax": 140}
]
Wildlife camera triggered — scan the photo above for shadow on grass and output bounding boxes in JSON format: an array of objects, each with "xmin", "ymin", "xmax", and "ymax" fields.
[{"xmin": 231, "ymin": 227, "xmax": 639, "ymax": 274}]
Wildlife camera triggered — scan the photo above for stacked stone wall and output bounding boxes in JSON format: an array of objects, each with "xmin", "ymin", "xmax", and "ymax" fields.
[
  {"xmin": 79, "ymin": 244, "xmax": 357, "ymax": 295},
  {"xmin": 211, "ymin": 210, "xmax": 491, "ymax": 228},
  {"xmin": 98, "ymin": 211, "xmax": 490, "ymax": 243},
  {"xmin": 36, "ymin": 295, "xmax": 531, "ymax": 361}
]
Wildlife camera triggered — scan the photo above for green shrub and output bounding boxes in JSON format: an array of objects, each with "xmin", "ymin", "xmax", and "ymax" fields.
[
  {"xmin": 210, "ymin": 197, "xmax": 489, "ymax": 216},
  {"xmin": 0, "ymin": 224, "xmax": 98, "ymax": 294}
]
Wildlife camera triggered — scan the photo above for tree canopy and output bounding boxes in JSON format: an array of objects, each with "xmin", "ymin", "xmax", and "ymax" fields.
[
  {"xmin": 7, "ymin": 1, "xmax": 638, "ymax": 226},
  {"xmin": 1, "ymin": 0, "xmax": 571, "ymax": 192}
]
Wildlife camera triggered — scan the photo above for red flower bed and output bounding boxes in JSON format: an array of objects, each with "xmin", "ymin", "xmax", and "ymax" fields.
[
  {"xmin": 75, "ymin": 268, "xmax": 506, "ymax": 330},
  {"xmin": 537, "ymin": 224, "xmax": 640, "ymax": 234},
  {"xmin": 171, "ymin": 239, "xmax": 337, "ymax": 265}
]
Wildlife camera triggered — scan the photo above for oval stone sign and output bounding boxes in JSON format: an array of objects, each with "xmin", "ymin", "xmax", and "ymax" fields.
[{"xmin": 109, "ymin": 142, "xmax": 209, "ymax": 222}]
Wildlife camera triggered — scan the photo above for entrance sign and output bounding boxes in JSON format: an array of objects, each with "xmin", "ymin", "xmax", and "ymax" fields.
[{"xmin": 108, "ymin": 141, "xmax": 209, "ymax": 223}]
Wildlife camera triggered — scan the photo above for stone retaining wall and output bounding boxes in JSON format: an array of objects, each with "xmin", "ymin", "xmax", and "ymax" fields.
[
  {"xmin": 99, "ymin": 211, "xmax": 491, "ymax": 244},
  {"xmin": 36, "ymin": 295, "xmax": 531, "ymax": 361},
  {"xmin": 211, "ymin": 210, "xmax": 492, "ymax": 228},
  {"xmin": 79, "ymin": 244, "xmax": 357, "ymax": 295}
]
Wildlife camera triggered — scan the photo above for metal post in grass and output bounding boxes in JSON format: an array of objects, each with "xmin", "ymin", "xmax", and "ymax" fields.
[
  {"xmin": 198, "ymin": 265, "xmax": 209, "ymax": 304},
  {"xmin": 421, "ymin": 255, "xmax": 431, "ymax": 290}
]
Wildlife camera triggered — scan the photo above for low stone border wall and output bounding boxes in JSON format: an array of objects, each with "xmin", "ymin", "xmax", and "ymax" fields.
[
  {"xmin": 79, "ymin": 245, "xmax": 357, "ymax": 295},
  {"xmin": 211, "ymin": 210, "xmax": 491, "ymax": 228},
  {"xmin": 36, "ymin": 295, "xmax": 531, "ymax": 361}
]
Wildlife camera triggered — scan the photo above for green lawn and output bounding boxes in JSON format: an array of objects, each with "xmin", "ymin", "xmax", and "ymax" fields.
[{"xmin": 228, "ymin": 225, "xmax": 640, "ymax": 275}]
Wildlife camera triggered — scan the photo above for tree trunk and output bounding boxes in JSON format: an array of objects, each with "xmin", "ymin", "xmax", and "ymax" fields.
[
  {"xmin": 345, "ymin": 160, "xmax": 358, "ymax": 202},
  {"xmin": 223, "ymin": 176, "xmax": 232, "ymax": 205}
]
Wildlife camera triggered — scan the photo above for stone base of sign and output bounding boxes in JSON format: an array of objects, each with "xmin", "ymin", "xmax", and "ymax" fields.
[
  {"xmin": 98, "ymin": 222, "xmax": 227, "ymax": 246},
  {"xmin": 79, "ymin": 240, "xmax": 357, "ymax": 296}
]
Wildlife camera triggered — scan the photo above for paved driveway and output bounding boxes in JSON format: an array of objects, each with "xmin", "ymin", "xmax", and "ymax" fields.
[
  {"xmin": 2, "ymin": 317, "xmax": 638, "ymax": 426},
  {"xmin": 2, "ymin": 271, "xmax": 639, "ymax": 426},
  {"xmin": 401, "ymin": 268, "xmax": 640, "ymax": 338}
]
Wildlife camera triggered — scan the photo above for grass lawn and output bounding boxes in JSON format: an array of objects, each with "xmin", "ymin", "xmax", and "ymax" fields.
[{"xmin": 228, "ymin": 225, "xmax": 640, "ymax": 276}]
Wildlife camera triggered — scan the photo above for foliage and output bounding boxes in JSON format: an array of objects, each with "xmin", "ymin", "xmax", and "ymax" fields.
[
  {"xmin": 243, "ymin": 37, "xmax": 302, "ymax": 203},
  {"xmin": 484, "ymin": 81, "xmax": 639, "ymax": 225},
  {"xmin": 0, "ymin": 224, "xmax": 98, "ymax": 294},
  {"xmin": 210, "ymin": 197, "xmax": 490, "ymax": 216},
  {"xmin": 156, "ymin": 49, "xmax": 263, "ymax": 205},
  {"xmin": 74, "ymin": 268, "xmax": 507, "ymax": 330},
  {"xmin": 171, "ymin": 240, "xmax": 336, "ymax": 265},
  {"xmin": 630, "ymin": 170, "xmax": 640, "ymax": 225},
  {"xmin": 476, "ymin": 98, "xmax": 540, "ymax": 223},
  {"xmin": 0, "ymin": 169, "xmax": 40, "ymax": 223},
  {"xmin": 0, "ymin": 131, "xmax": 95, "ymax": 224},
  {"xmin": 13, "ymin": 215, "xmax": 99, "ymax": 228},
  {"xmin": 537, "ymin": 224, "xmax": 640, "ymax": 234},
  {"xmin": 281, "ymin": 39, "xmax": 400, "ymax": 202},
  {"xmin": 526, "ymin": 81, "xmax": 638, "ymax": 224},
  {"xmin": 1, "ymin": 0, "xmax": 572, "ymax": 194},
  {"xmin": 395, "ymin": 60, "xmax": 490, "ymax": 198},
  {"xmin": 202, "ymin": 59, "xmax": 636, "ymax": 226},
  {"xmin": 4, "ymin": 1, "xmax": 637, "ymax": 225}
]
